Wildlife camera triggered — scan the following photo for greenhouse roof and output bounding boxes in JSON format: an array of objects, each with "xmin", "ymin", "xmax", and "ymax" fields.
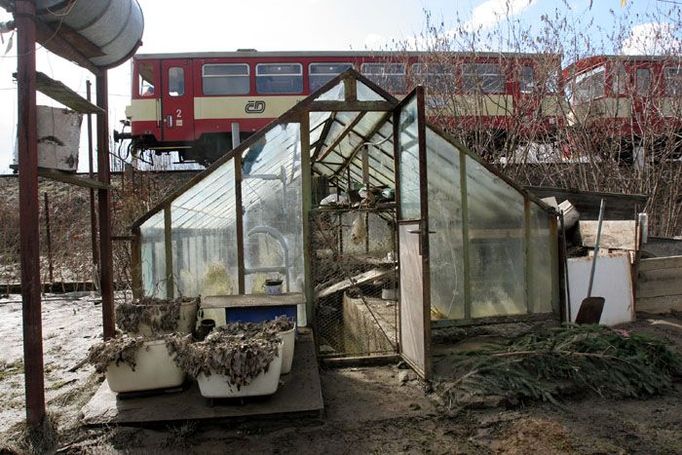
[{"xmin": 133, "ymin": 69, "xmax": 550, "ymax": 231}]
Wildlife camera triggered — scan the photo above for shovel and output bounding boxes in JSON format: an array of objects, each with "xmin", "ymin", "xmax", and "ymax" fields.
[{"xmin": 575, "ymin": 199, "xmax": 606, "ymax": 324}]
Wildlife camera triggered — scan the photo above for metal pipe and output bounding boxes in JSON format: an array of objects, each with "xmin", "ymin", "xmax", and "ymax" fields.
[
  {"xmin": 97, "ymin": 72, "xmax": 115, "ymax": 339},
  {"xmin": 17, "ymin": 0, "xmax": 46, "ymax": 427},
  {"xmin": 586, "ymin": 199, "xmax": 606, "ymax": 298}
]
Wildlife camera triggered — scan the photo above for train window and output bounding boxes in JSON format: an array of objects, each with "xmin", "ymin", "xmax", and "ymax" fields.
[
  {"xmin": 612, "ymin": 63, "xmax": 628, "ymax": 95},
  {"xmin": 520, "ymin": 65, "xmax": 534, "ymax": 94},
  {"xmin": 309, "ymin": 63, "xmax": 353, "ymax": 91},
  {"xmin": 256, "ymin": 63, "xmax": 303, "ymax": 94},
  {"xmin": 361, "ymin": 63, "xmax": 406, "ymax": 93},
  {"xmin": 664, "ymin": 67, "xmax": 682, "ymax": 96},
  {"xmin": 636, "ymin": 68, "xmax": 651, "ymax": 95},
  {"xmin": 569, "ymin": 65, "xmax": 605, "ymax": 104},
  {"xmin": 412, "ymin": 63, "xmax": 454, "ymax": 92},
  {"xmin": 138, "ymin": 62, "xmax": 156, "ymax": 97},
  {"xmin": 462, "ymin": 63, "xmax": 504, "ymax": 94},
  {"xmin": 168, "ymin": 67, "xmax": 184, "ymax": 97},
  {"xmin": 202, "ymin": 64, "xmax": 250, "ymax": 95}
]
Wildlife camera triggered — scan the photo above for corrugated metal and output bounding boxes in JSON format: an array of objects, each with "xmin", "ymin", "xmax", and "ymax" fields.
[{"xmin": 36, "ymin": 0, "xmax": 143, "ymax": 68}]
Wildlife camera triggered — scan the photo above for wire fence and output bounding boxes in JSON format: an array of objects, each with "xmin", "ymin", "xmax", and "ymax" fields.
[
  {"xmin": 0, "ymin": 170, "xmax": 196, "ymax": 295},
  {"xmin": 311, "ymin": 206, "xmax": 399, "ymax": 358}
]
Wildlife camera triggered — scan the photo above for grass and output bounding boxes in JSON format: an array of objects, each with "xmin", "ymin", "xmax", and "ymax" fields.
[{"xmin": 0, "ymin": 359, "xmax": 24, "ymax": 381}]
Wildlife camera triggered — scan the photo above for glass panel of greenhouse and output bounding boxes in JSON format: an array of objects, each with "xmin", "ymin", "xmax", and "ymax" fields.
[{"xmin": 133, "ymin": 70, "xmax": 559, "ymax": 339}]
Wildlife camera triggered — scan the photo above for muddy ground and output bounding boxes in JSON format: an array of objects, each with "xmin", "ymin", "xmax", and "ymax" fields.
[{"xmin": 0, "ymin": 295, "xmax": 680, "ymax": 454}]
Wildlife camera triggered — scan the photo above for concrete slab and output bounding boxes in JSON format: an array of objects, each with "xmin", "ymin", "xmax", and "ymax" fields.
[{"xmin": 81, "ymin": 331, "xmax": 323, "ymax": 425}]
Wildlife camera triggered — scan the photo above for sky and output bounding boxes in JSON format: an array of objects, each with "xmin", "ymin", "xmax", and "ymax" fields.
[{"xmin": 0, "ymin": 0, "xmax": 678, "ymax": 174}]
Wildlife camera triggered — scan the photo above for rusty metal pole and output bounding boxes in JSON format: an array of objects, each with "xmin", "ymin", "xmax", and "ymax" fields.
[
  {"xmin": 86, "ymin": 80, "xmax": 99, "ymax": 276},
  {"xmin": 43, "ymin": 192, "xmax": 53, "ymax": 284},
  {"xmin": 16, "ymin": 0, "xmax": 46, "ymax": 427},
  {"xmin": 97, "ymin": 72, "xmax": 115, "ymax": 340}
]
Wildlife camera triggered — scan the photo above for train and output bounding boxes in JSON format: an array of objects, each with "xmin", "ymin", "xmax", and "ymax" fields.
[
  {"xmin": 563, "ymin": 55, "xmax": 682, "ymax": 151},
  {"xmin": 117, "ymin": 50, "xmax": 681, "ymax": 165}
]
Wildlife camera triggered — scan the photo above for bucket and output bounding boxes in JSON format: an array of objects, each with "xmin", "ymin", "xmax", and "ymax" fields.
[{"xmin": 265, "ymin": 279, "xmax": 283, "ymax": 295}]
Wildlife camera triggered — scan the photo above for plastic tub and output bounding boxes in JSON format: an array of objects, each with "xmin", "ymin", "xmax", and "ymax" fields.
[
  {"xmin": 278, "ymin": 327, "xmax": 295, "ymax": 374},
  {"xmin": 196, "ymin": 343, "xmax": 283, "ymax": 398},
  {"xmin": 106, "ymin": 340, "xmax": 184, "ymax": 393}
]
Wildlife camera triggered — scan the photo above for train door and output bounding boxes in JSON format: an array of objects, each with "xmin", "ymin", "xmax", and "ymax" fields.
[{"xmin": 161, "ymin": 59, "xmax": 195, "ymax": 143}]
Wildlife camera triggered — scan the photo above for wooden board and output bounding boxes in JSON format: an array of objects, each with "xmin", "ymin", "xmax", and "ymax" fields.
[
  {"xmin": 636, "ymin": 256, "xmax": 682, "ymax": 313},
  {"xmin": 526, "ymin": 186, "xmax": 647, "ymax": 221},
  {"xmin": 579, "ymin": 220, "xmax": 637, "ymax": 250},
  {"xmin": 316, "ymin": 268, "xmax": 395, "ymax": 299},
  {"xmin": 201, "ymin": 293, "xmax": 304, "ymax": 308},
  {"xmin": 81, "ymin": 331, "xmax": 323, "ymax": 425}
]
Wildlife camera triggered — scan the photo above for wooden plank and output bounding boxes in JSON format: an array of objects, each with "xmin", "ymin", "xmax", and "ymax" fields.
[
  {"xmin": 638, "ymin": 256, "xmax": 682, "ymax": 272},
  {"xmin": 636, "ymin": 280, "xmax": 682, "ymax": 299},
  {"xmin": 316, "ymin": 268, "xmax": 395, "ymax": 299},
  {"xmin": 579, "ymin": 220, "xmax": 637, "ymax": 250},
  {"xmin": 35, "ymin": 72, "xmax": 104, "ymax": 114},
  {"xmin": 525, "ymin": 186, "xmax": 647, "ymax": 221},
  {"xmin": 308, "ymin": 100, "xmax": 395, "ymax": 112},
  {"xmin": 642, "ymin": 237, "xmax": 682, "ymax": 258},
  {"xmin": 38, "ymin": 167, "xmax": 110, "ymax": 189},
  {"xmin": 81, "ymin": 331, "xmax": 323, "ymax": 425},
  {"xmin": 637, "ymin": 295, "xmax": 682, "ymax": 313},
  {"xmin": 201, "ymin": 293, "xmax": 304, "ymax": 309},
  {"xmin": 638, "ymin": 267, "xmax": 682, "ymax": 281}
]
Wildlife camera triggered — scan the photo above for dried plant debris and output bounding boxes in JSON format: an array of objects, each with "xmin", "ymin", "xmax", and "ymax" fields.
[
  {"xmin": 86, "ymin": 335, "xmax": 146, "ymax": 373},
  {"xmin": 166, "ymin": 321, "xmax": 286, "ymax": 390},
  {"xmin": 116, "ymin": 296, "xmax": 198, "ymax": 334},
  {"xmin": 212, "ymin": 316, "xmax": 295, "ymax": 338},
  {"xmin": 435, "ymin": 325, "xmax": 682, "ymax": 409},
  {"xmin": 268, "ymin": 315, "xmax": 295, "ymax": 332}
]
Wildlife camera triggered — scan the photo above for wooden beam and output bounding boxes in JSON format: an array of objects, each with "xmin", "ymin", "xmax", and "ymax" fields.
[
  {"xmin": 96, "ymin": 73, "xmax": 114, "ymax": 339},
  {"xmin": 16, "ymin": 0, "xmax": 46, "ymax": 427},
  {"xmin": 34, "ymin": 72, "xmax": 104, "ymax": 113},
  {"xmin": 300, "ymin": 113, "xmax": 314, "ymax": 325},
  {"xmin": 316, "ymin": 268, "xmax": 396, "ymax": 299},
  {"xmin": 38, "ymin": 167, "xmax": 110, "ymax": 189},
  {"xmin": 330, "ymin": 111, "xmax": 393, "ymax": 180},
  {"xmin": 311, "ymin": 114, "xmax": 336, "ymax": 162},
  {"xmin": 308, "ymin": 100, "xmax": 395, "ymax": 112},
  {"xmin": 316, "ymin": 112, "xmax": 367, "ymax": 162},
  {"xmin": 35, "ymin": 20, "xmax": 100, "ymax": 75}
]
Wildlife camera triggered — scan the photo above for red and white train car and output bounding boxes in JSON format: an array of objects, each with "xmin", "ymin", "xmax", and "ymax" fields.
[
  {"xmin": 563, "ymin": 54, "xmax": 682, "ymax": 143},
  {"xmin": 122, "ymin": 50, "xmax": 563, "ymax": 164}
]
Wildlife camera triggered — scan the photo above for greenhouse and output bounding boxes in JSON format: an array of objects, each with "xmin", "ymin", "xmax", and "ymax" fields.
[{"xmin": 131, "ymin": 70, "xmax": 559, "ymax": 379}]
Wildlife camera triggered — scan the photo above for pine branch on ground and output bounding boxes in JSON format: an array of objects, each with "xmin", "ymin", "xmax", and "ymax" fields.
[{"xmin": 435, "ymin": 325, "xmax": 682, "ymax": 409}]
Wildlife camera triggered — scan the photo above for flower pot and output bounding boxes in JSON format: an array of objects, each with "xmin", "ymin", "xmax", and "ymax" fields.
[
  {"xmin": 106, "ymin": 340, "xmax": 185, "ymax": 393},
  {"xmin": 135, "ymin": 300, "xmax": 198, "ymax": 337},
  {"xmin": 278, "ymin": 326, "xmax": 295, "ymax": 374},
  {"xmin": 196, "ymin": 343, "xmax": 283, "ymax": 398},
  {"xmin": 265, "ymin": 279, "xmax": 283, "ymax": 295}
]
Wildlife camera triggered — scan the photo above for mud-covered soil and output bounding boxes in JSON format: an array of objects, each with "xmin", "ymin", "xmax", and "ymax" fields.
[{"xmin": 0, "ymin": 295, "xmax": 680, "ymax": 454}]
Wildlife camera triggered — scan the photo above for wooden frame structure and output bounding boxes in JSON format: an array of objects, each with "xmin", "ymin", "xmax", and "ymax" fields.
[
  {"xmin": 4, "ymin": 0, "xmax": 141, "ymax": 427},
  {"xmin": 131, "ymin": 69, "xmax": 561, "ymax": 381}
]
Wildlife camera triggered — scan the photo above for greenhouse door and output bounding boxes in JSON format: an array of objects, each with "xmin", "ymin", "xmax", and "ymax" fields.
[{"xmin": 395, "ymin": 88, "xmax": 431, "ymax": 379}]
